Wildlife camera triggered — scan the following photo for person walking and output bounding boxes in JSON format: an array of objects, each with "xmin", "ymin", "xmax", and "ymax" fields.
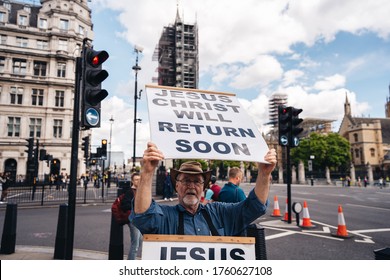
[{"xmin": 163, "ymin": 172, "xmax": 174, "ymax": 201}]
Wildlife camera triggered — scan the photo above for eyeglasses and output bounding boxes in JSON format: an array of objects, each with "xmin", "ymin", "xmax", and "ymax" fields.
[{"xmin": 177, "ymin": 179, "xmax": 204, "ymax": 187}]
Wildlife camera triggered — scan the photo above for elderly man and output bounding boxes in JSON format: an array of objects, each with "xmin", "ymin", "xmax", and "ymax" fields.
[{"xmin": 130, "ymin": 142, "xmax": 277, "ymax": 236}]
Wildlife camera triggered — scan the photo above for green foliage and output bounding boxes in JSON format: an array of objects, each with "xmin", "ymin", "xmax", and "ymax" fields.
[{"xmin": 291, "ymin": 132, "xmax": 351, "ymax": 172}]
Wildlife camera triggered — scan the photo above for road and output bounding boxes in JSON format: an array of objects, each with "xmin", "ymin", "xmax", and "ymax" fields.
[{"xmin": 0, "ymin": 182, "xmax": 389, "ymax": 260}]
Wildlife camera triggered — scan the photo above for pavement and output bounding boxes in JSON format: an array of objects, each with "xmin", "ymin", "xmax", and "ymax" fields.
[{"xmin": 0, "ymin": 245, "xmax": 110, "ymax": 260}]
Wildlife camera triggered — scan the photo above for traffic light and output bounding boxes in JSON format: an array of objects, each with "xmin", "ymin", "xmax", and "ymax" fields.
[
  {"xmin": 39, "ymin": 148, "xmax": 47, "ymax": 161},
  {"xmin": 101, "ymin": 139, "xmax": 107, "ymax": 157},
  {"xmin": 82, "ymin": 136, "xmax": 89, "ymax": 159},
  {"xmin": 290, "ymin": 107, "xmax": 303, "ymax": 147},
  {"xmin": 278, "ymin": 105, "xmax": 291, "ymax": 146},
  {"xmin": 25, "ymin": 138, "xmax": 34, "ymax": 160},
  {"xmin": 81, "ymin": 46, "xmax": 109, "ymax": 129}
]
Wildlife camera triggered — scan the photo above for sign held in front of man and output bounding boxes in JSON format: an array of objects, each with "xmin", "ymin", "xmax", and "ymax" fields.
[
  {"xmin": 145, "ymin": 85, "xmax": 269, "ymax": 163},
  {"xmin": 142, "ymin": 234, "xmax": 256, "ymax": 260}
]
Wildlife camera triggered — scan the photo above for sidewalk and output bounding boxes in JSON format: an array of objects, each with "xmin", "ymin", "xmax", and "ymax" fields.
[{"xmin": 0, "ymin": 245, "xmax": 109, "ymax": 260}]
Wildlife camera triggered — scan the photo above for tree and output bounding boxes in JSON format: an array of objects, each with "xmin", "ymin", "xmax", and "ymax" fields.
[{"xmin": 291, "ymin": 132, "xmax": 351, "ymax": 178}]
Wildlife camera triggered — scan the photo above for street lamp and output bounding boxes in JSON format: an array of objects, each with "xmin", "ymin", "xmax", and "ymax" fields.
[
  {"xmin": 107, "ymin": 115, "xmax": 114, "ymax": 188},
  {"xmin": 132, "ymin": 45, "xmax": 143, "ymax": 170}
]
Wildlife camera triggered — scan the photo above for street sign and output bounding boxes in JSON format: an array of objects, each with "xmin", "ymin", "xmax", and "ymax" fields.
[
  {"xmin": 85, "ymin": 108, "xmax": 100, "ymax": 126},
  {"xmin": 308, "ymin": 160, "xmax": 313, "ymax": 171},
  {"xmin": 293, "ymin": 137, "xmax": 300, "ymax": 147},
  {"xmin": 280, "ymin": 135, "xmax": 288, "ymax": 146}
]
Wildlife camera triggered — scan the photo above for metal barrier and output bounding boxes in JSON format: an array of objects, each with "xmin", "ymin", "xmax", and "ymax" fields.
[{"xmin": 0, "ymin": 182, "xmax": 118, "ymax": 206}]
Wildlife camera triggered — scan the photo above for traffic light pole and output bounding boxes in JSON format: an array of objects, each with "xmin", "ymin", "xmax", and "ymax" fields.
[
  {"xmin": 65, "ymin": 56, "xmax": 82, "ymax": 260},
  {"xmin": 286, "ymin": 145, "xmax": 292, "ymax": 224}
]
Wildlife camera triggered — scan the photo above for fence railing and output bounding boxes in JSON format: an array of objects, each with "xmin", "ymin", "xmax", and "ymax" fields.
[{"xmin": 0, "ymin": 182, "xmax": 118, "ymax": 206}]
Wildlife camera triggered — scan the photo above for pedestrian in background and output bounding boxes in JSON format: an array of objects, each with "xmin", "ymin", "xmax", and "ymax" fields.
[
  {"xmin": 209, "ymin": 175, "xmax": 221, "ymax": 201},
  {"xmin": 163, "ymin": 172, "xmax": 174, "ymax": 201},
  {"xmin": 218, "ymin": 167, "xmax": 246, "ymax": 203},
  {"xmin": 121, "ymin": 172, "xmax": 143, "ymax": 260}
]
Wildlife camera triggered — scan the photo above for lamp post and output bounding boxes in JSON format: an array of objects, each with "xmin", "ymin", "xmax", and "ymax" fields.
[
  {"xmin": 108, "ymin": 115, "xmax": 114, "ymax": 188},
  {"xmin": 132, "ymin": 45, "xmax": 143, "ymax": 170}
]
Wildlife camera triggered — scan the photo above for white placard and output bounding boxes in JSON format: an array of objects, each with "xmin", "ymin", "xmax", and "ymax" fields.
[
  {"xmin": 141, "ymin": 234, "xmax": 256, "ymax": 260},
  {"xmin": 145, "ymin": 85, "xmax": 269, "ymax": 163}
]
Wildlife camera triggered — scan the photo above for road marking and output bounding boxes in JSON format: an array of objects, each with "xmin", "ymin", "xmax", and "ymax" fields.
[
  {"xmin": 265, "ymin": 231, "xmax": 296, "ymax": 240},
  {"xmin": 302, "ymin": 226, "xmax": 331, "ymax": 233},
  {"xmin": 352, "ymin": 228, "xmax": 390, "ymax": 234},
  {"xmin": 346, "ymin": 203, "xmax": 390, "ymax": 212},
  {"xmin": 354, "ymin": 238, "xmax": 374, "ymax": 244}
]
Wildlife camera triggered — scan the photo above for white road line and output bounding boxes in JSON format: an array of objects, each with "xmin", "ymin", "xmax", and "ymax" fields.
[{"xmin": 346, "ymin": 203, "xmax": 390, "ymax": 211}]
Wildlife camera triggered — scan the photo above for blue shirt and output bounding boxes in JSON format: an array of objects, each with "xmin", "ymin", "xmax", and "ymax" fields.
[
  {"xmin": 218, "ymin": 182, "xmax": 247, "ymax": 203},
  {"xmin": 130, "ymin": 189, "xmax": 268, "ymax": 236}
]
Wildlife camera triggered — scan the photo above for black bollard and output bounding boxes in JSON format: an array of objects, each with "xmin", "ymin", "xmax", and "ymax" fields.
[
  {"xmin": 0, "ymin": 203, "xmax": 18, "ymax": 254},
  {"xmin": 54, "ymin": 204, "xmax": 68, "ymax": 259},
  {"xmin": 247, "ymin": 224, "xmax": 267, "ymax": 260},
  {"xmin": 108, "ymin": 188, "xmax": 124, "ymax": 260},
  {"xmin": 108, "ymin": 213, "xmax": 124, "ymax": 260}
]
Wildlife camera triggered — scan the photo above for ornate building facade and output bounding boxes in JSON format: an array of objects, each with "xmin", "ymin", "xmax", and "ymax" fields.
[
  {"xmin": 338, "ymin": 93, "xmax": 390, "ymax": 182},
  {"xmin": 0, "ymin": 0, "xmax": 93, "ymax": 181}
]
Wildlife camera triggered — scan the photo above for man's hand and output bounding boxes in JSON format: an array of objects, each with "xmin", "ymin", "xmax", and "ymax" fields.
[
  {"xmin": 141, "ymin": 142, "xmax": 165, "ymax": 173},
  {"xmin": 258, "ymin": 148, "xmax": 277, "ymax": 175}
]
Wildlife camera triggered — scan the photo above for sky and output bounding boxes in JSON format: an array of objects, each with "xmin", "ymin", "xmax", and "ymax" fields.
[{"xmin": 87, "ymin": 0, "xmax": 390, "ymax": 161}]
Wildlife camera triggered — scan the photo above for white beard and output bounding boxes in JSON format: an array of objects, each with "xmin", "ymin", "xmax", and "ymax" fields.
[{"xmin": 182, "ymin": 194, "xmax": 199, "ymax": 207}]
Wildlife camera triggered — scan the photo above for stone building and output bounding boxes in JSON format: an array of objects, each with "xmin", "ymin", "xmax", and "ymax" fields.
[
  {"xmin": 0, "ymin": 0, "xmax": 93, "ymax": 181},
  {"xmin": 338, "ymin": 93, "xmax": 390, "ymax": 183}
]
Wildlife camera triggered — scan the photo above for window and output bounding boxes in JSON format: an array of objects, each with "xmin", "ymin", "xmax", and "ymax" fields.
[
  {"xmin": 32, "ymin": 89, "xmax": 44, "ymax": 106},
  {"xmin": 354, "ymin": 149, "xmax": 359, "ymax": 158},
  {"xmin": 37, "ymin": 39, "xmax": 48, "ymax": 50},
  {"xmin": 370, "ymin": 148, "xmax": 375, "ymax": 157},
  {"xmin": 57, "ymin": 62, "xmax": 66, "ymax": 77},
  {"xmin": 60, "ymin": 19, "xmax": 69, "ymax": 31},
  {"xmin": 53, "ymin": 119, "xmax": 63, "ymax": 138},
  {"xmin": 10, "ymin": 86, "xmax": 23, "ymax": 105},
  {"xmin": 29, "ymin": 118, "xmax": 42, "ymax": 138},
  {"xmin": 7, "ymin": 117, "xmax": 21, "ymax": 137},
  {"xmin": 38, "ymin": 18, "xmax": 47, "ymax": 29},
  {"xmin": 0, "ymin": 57, "xmax": 5, "ymax": 72},
  {"xmin": 13, "ymin": 58, "xmax": 27, "ymax": 75},
  {"xmin": 18, "ymin": 15, "xmax": 28, "ymax": 26},
  {"xmin": 0, "ymin": 11, "xmax": 5, "ymax": 23},
  {"xmin": 16, "ymin": 37, "xmax": 28, "ymax": 47},
  {"xmin": 353, "ymin": 133, "xmax": 358, "ymax": 142},
  {"xmin": 55, "ymin": 90, "xmax": 64, "ymax": 107},
  {"xmin": 3, "ymin": 3, "xmax": 10, "ymax": 10},
  {"xmin": 33, "ymin": 61, "xmax": 47, "ymax": 76},
  {"xmin": 78, "ymin": 25, "xmax": 85, "ymax": 35},
  {"xmin": 0, "ymin": 34, "xmax": 7, "ymax": 44},
  {"xmin": 58, "ymin": 39, "xmax": 68, "ymax": 51}
]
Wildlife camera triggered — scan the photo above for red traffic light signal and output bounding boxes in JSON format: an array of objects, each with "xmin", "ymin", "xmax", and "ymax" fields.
[{"xmin": 81, "ymin": 47, "xmax": 109, "ymax": 129}]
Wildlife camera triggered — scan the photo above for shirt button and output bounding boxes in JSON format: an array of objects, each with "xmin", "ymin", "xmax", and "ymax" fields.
[{"xmin": 197, "ymin": 228, "xmax": 201, "ymax": 232}]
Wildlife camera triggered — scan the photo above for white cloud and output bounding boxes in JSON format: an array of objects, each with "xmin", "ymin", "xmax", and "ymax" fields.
[
  {"xmin": 313, "ymin": 74, "xmax": 346, "ymax": 91},
  {"xmin": 91, "ymin": 0, "xmax": 388, "ymax": 158}
]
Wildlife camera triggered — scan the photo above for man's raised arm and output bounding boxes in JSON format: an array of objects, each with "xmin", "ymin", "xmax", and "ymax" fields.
[
  {"xmin": 254, "ymin": 149, "xmax": 277, "ymax": 205},
  {"xmin": 134, "ymin": 142, "xmax": 164, "ymax": 213}
]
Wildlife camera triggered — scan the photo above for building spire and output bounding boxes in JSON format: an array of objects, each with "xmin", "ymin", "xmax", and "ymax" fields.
[
  {"xmin": 176, "ymin": 0, "xmax": 182, "ymax": 23},
  {"xmin": 344, "ymin": 92, "xmax": 351, "ymax": 116}
]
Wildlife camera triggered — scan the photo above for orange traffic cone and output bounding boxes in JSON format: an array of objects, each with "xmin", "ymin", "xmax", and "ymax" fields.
[
  {"xmin": 332, "ymin": 205, "xmax": 353, "ymax": 238},
  {"xmin": 299, "ymin": 201, "xmax": 315, "ymax": 228},
  {"xmin": 271, "ymin": 196, "xmax": 282, "ymax": 217},
  {"xmin": 282, "ymin": 198, "xmax": 289, "ymax": 221}
]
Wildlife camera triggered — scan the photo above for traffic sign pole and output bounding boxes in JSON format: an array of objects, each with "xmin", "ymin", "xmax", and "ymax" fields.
[{"xmin": 65, "ymin": 52, "xmax": 83, "ymax": 259}]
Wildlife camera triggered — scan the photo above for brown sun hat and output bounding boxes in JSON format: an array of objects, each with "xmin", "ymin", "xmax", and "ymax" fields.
[{"xmin": 170, "ymin": 161, "xmax": 212, "ymax": 189}]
